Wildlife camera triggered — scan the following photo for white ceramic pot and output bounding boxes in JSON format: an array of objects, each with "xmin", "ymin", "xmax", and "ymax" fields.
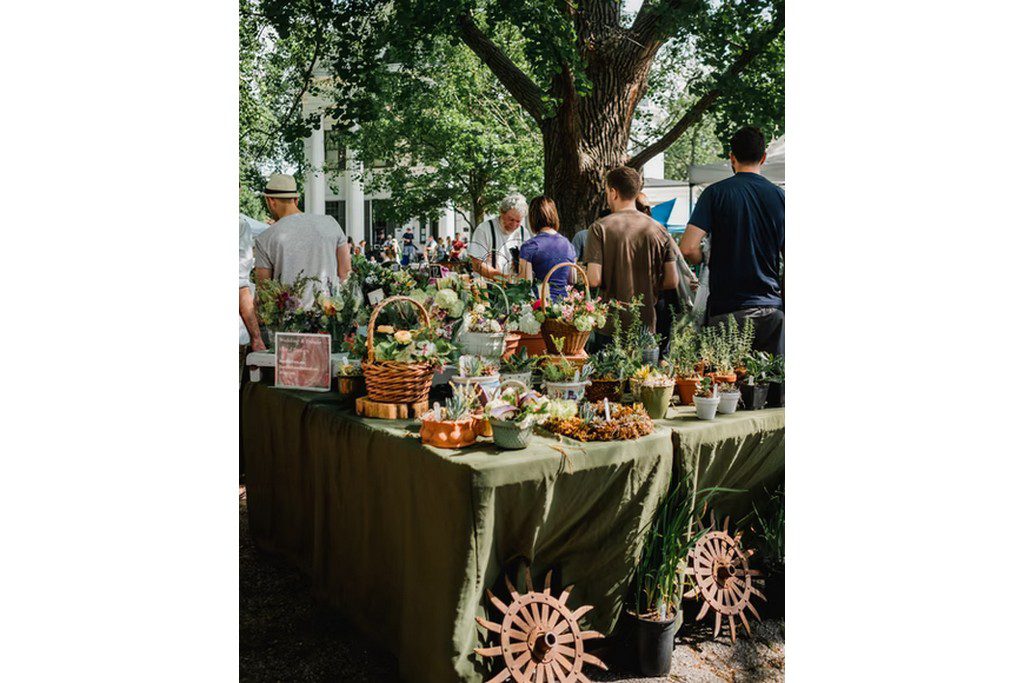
[
  {"xmin": 694, "ymin": 395, "xmax": 720, "ymax": 420},
  {"xmin": 500, "ymin": 371, "xmax": 533, "ymax": 389},
  {"xmin": 717, "ymin": 391, "xmax": 741, "ymax": 414},
  {"xmin": 544, "ymin": 380, "xmax": 589, "ymax": 402},
  {"xmin": 451, "ymin": 374, "xmax": 502, "ymax": 401},
  {"xmin": 459, "ymin": 331, "xmax": 506, "ymax": 358}
]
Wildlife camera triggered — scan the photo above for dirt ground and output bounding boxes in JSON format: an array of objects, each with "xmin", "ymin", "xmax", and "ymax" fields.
[{"xmin": 240, "ymin": 487, "xmax": 784, "ymax": 682}]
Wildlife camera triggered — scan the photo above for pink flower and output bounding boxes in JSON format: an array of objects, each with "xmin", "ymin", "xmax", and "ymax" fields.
[{"xmin": 585, "ymin": 302, "xmax": 595, "ymax": 313}]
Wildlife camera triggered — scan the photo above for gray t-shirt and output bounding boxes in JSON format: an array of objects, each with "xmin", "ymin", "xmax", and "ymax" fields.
[{"xmin": 254, "ymin": 213, "xmax": 346, "ymax": 306}]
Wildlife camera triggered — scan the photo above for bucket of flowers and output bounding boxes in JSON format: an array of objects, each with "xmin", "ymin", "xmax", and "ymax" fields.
[
  {"xmin": 536, "ymin": 262, "xmax": 609, "ymax": 356},
  {"xmin": 420, "ymin": 383, "xmax": 479, "ymax": 449},
  {"xmin": 255, "ymin": 274, "xmax": 317, "ymax": 350},
  {"xmin": 363, "ymin": 296, "xmax": 459, "ymax": 404},
  {"xmin": 483, "ymin": 380, "xmax": 551, "ymax": 450},
  {"xmin": 499, "ymin": 346, "xmax": 539, "ymax": 389},
  {"xmin": 335, "ymin": 359, "xmax": 365, "ymax": 405}
]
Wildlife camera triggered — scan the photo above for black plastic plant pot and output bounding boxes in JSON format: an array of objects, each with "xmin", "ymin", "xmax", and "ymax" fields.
[
  {"xmin": 766, "ymin": 381, "xmax": 785, "ymax": 408},
  {"xmin": 739, "ymin": 383, "xmax": 768, "ymax": 410},
  {"xmin": 763, "ymin": 568, "xmax": 786, "ymax": 619},
  {"xmin": 634, "ymin": 613, "xmax": 676, "ymax": 676}
]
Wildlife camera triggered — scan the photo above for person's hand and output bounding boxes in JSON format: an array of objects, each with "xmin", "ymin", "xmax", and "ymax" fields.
[{"xmin": 251, "ymin": 337, "xmax": 267, "ymax": 352}]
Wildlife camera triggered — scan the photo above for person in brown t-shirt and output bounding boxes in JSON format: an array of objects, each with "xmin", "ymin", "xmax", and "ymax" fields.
[{"xmin": 582, "ymin": 166, "xmax": 678, "ymax": 348}]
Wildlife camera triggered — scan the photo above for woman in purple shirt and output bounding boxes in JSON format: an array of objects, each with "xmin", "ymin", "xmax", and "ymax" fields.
[{"xmin": 518, "ymin": 196, "xmax": 577, "ymax": 300}]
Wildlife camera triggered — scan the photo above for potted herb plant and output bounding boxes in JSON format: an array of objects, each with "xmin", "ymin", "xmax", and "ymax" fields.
[
  {"xmin": 483, "ymin": 380, "xmax": 551, "ymax": 449},
  {"xmin": 739, "ymin": 351, "xmax": 771, "ymax": 410},
  {"xmin": 420, "ymin": 383, "xmax": 479, "ymax": 449},
  {"xmin": 667, "ymin": 313, "xmax": 701, "ymax": 405},
  {"xmin": 692, "ymin": 377, "xmax": 720, "ymax": 420},
  {"xmin": 637, "ymin": 368, "xmax": 675, "ymax": 420},
  {"xmin": 628, "ymin": 477, "xmax": 723, "ymax": 676},
  {"xmin": 765, "ymin": 354, "xmax": 785, "ymax": 408},
  {"xmin": 585, "ymin": 346, "xmax": 626, "ymax": 402},
  {"xmin": 499, "ymin": 346, "xmax": 538, "ymax": 389},
  {"xmin": 540, "ymin": 356, "xmax": 593, "ymax": 401}
]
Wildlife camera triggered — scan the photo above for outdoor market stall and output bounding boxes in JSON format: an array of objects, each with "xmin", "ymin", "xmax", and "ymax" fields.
[{"xmin": 241, "ymin": 382, "xmax": 783, "ymax": 683}]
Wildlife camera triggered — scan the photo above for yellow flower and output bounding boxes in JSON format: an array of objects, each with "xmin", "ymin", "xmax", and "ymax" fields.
[
  {"xmin": 377, "ymin": 325, "xmax": 395, "ymax": 334},
  {"xmin": 394, "ymin": 330, "xmax": 413, "ymax": 344}
]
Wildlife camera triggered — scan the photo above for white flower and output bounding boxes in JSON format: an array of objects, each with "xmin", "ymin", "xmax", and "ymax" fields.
[
  {"xmin": 435, "ymin": 289, "xmax": 458, "ymax": 308},
  {"xmin": 516, "ymin": 310, "xmax": 541, "ymax": 334},
  {"xmin": 488, "ymin": 319, "xmax": 502, "ymax": 333}
]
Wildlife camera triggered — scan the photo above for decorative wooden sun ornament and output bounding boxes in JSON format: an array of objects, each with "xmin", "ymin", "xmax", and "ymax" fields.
[
  {"xmin": 682, "ymin": 512, "xmax": 766, "ymax": 643},
  {"xmin": 474, "ymin": 569, "xmax": 608, "ymax": 683}
]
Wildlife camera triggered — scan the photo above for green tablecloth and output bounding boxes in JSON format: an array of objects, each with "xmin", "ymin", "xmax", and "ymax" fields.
[{"xmin": 241, "ymin": 383, "xmax": 783, "ymax": 682}]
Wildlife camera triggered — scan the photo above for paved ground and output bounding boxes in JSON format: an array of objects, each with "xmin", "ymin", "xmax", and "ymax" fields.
[{"xmin": 240, "ymin": 487, "xmax": 784, "ymax": 682}]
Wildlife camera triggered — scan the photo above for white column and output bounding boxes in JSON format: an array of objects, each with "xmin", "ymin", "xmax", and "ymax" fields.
[
  {"xmin": 441, "ymin": 203, "xmax": 456, "ymax": 239},
  {"xmin": 305, "ymin": 121, "xmax": 326, "ymax": 215},
  {"xmin": 345, "ymin": 155, "xmax": 365, "ymax": 242}
]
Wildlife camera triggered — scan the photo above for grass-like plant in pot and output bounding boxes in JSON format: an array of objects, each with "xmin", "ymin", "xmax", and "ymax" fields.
[
  {"xmin": 636, "ymin": 367, "xmax": 676, "ymax": 420},
  {"xmin": 716, "ymin": 381, "xmax": 741, "ymax": 414},
  {"xmin": 692, "ymin": 376, "xmax": 720, "ymax": 420},
  {"xmin": 420, "ymin": 383, "xmax": 479, "ymax": 449},
  {"xmin": 499, "ymin": 346, "xmax": 538, "ymax": 389},
  {"xmin": 629, "ymin": 476, "xmax": 732, "ymax": 676}
]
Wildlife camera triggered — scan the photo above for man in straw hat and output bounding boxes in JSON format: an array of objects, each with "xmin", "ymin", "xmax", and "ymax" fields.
[{"xmin": 253, "ymin": 173, "xmax": 351, "ymax": 307}]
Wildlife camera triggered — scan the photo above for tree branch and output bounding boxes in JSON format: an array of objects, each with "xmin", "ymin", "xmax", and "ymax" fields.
[
  {"xmin": 631, "ymin": 0, "xmax": 698, "ymax": 51},
  {"xmin": 627, "ymin": 11, "xmax": 784, "ymax": 170},
  {"xmin": 456, "ymin": 12, "xmax": 546, "ymax": 123}
]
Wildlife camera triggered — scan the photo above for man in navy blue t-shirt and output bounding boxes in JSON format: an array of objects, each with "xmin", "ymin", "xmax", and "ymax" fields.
[{"xmin": 679, "ymin": 126, "xmax": 785, "ymax": 355}]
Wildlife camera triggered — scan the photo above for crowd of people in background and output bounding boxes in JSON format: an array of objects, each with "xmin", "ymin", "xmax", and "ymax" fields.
[{"xmin": 240, "ymin": 125, "xmax": 783, "ymax": 365}]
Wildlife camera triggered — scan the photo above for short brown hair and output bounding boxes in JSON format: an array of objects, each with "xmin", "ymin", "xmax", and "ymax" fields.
[
  {"xmin": 605, "ymin": 166, "xmax": 642, "ymax": 200},
  {"xmin": 528, "ymin": 195, "xmax": 560, "ymax": 234}
]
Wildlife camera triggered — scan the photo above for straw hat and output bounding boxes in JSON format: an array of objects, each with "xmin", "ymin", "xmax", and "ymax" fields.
[{"xmin": 263, "ymin": 173, "xmax": 300, "ymax": 199}]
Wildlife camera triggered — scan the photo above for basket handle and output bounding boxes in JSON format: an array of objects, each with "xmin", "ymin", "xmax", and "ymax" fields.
[
  {"xmin": 366, "ymin": 295, "xmax": 432, "ymax": 363},
  {"xmin": 475, "ymin": 278, "xmax": 510, "ymax": 320},
  {"xmin": 498, "ymin": 379, "xmax": 529, "ymax": 394},
  {"xmin": 540, "ymin": 261, "xmax": 590, "ymax": 308}
]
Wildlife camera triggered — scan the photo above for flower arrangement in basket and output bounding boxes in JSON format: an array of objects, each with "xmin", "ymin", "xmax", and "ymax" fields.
[
  {"xmin": 483, "ymin": 380, "xmax": 551, "ymax": 449},
  {"xmin": 535, "ymin": 262, "xmax": 609, "ymax": 355},
  {"xmin": 421, "ymin": 383, "xmax": 479, "ymax": 449},
  {"xmin": 363, "ymin": 296, "xmax": 458, "ymax": 404},
  {"xmin": 457, "ymin": 279, "xmax": 512, "ymax": 357},
  {"xmin": 543, "ymin": 400, "xmax": 655, "ymax": 442}
]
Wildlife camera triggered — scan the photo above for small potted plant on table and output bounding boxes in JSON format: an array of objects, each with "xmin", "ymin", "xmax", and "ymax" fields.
[
  {"xmin": 692, "ymin": 376, "xmax": 720, "ymax": 420},
  {"xmin": 498, "ymin": 346, "xmax": 538, "ymax": 389},
  {"xmin": 667, "ymin": 313, "xmax": 701, "ymax": 405},
  {"xmin": 765, "ymin": 354, "xmax": 785, "ymax": 408},
  {"xmin": 450, "ymin": 355, "xmax": 501, "ymax": 399},
  {"xmin": 585, "ymin": 346, "xmax": 626, "ymax": 402},
  {"xmin": 739, "ymin": 351, "xmax": 771, "ymax": 410},
  {"xmin": 335, "ymin": 360, "xmax": 365, "ymax": 406},
  {"xmin": 483, "ymin": 380, "xmax": 551, "ymax": 449},
  {"xmin": 540, "ymin": 355, "xmax": 593, "ymax": 401},
  {"xmin": 420, "ymin": 383, "xmax": 479, "ymax": 449},
  {"xmin": 716, "ymin": 381, "xmax": 742, "ymax": 414},
  {"xmin": 636, "ymin": 367, "xmax": 675, "ymax": 420}
]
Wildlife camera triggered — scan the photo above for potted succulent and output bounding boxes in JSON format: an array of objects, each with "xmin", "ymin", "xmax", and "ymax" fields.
[
  {"xmin": 636, "ymin": 368, "xmax": 675, "ymax": 420},
  {"xmin": 739, "ymin": 351, "xmax": 771, "ymax": 410},
  {"xmin": 628, "ymin": 477, "xmax": 723, "ymax": 676},
  {"xmin": 585, "ymin": 346, "xmax": 626, "ymax": 402},
  {"xmin": 716, "ymin": 381, "xmax": 741, "ymax": 414},
  {"xmin": 540, "ymin": 356, "xmax": 593, "ymax": 401},
  {"xmin": 483, "ymin": 381, "xmax": 551, "ymax": 449},
  {"xmin": 450, "ymin": 354, "xmax": 501, "ymax": 400},
  {"xmin": 420, "ymin": 383, "xmax": 479, "ymax": 449},
  {"xmin": 692, "ymin": 377, "xmax": 720, "ymax": 420},
  {"xmin": 499, "ymin": 346, "xmax": 538, "ymax": 389},
  {"xmin": 765, "ymin": 354, "xmax": 785, "ymax": 408},
  {"xmin": 335, "ymin": 359, "xmax": 365, "ymax": 405}
]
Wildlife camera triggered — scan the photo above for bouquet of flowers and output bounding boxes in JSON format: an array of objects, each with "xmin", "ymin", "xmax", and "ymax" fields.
[
  {"xmin": 464, "ymin": 303, "xmax": 503, "ymax": 333},
  {"xmin": 371, "ymin": 325, "xmax": 459, "ymax": 369},
  {"xmin": 255, "ymin": 274, "xmax": 317, "ymax": 333}
]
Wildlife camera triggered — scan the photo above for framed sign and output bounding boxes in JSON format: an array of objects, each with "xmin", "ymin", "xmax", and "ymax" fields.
[
  {"xmin": 274, "ymin": 332, "xmax": 331, "ymax": 391},
  {"xmin": 429, "ymin": 264, "xmax": 444, "ymax": 279},
  {"xmin": 366, "ymin": 288, "xmax": 385, "ymax": 307}
]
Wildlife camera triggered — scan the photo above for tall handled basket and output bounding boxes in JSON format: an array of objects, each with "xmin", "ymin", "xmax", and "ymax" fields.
[
  {"xmin": 363, "ymin": 295, "xmax": 436, "ymax": 403},
  {"xmin": 539, "ymin": 261, "xmax": 591, "ymax": 355},
  {"xmin": 459, "ymin": 279, "xmax": 511, "ymax": 357}
]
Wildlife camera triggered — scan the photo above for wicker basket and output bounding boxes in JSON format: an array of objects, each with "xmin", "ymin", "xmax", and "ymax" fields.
[
  {"xmin": 539, "ymin": 262, "xmax": 591, "ymax": 355},
  {"xmin": 362, "ymin": 296, "xmax": 437, "ymax": 403}
]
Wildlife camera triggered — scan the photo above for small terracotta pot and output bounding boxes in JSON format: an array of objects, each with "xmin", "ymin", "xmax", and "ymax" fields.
[
  {"xmin": 420, "ymin": 418, "xmax": 477, "ymax": 448},
  {"xmin": 337, "ymin": 375, "xmax": 365, "ymax": 397},
  {"xmin": 711, "ymin": 372, "xmax": 737, "ymax": 385},
  {"xmin": 518, "ymin": 333, "xmax": 548, "ymax": 357},
  {"xmin": 503, "ymin": 333, "xmax": 521, "ymax": 359},
  {"xmin": 675, "ymin": 376, "xmax": 701, "ymax": 406},
  {"xmin": 472, "ymin": 414, "xmax": 493, "ymax": 437}
]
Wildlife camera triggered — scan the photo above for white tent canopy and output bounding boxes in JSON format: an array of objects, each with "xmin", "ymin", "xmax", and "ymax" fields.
[{"xmin": 686, "ymin": 135, "xmax": 785, "ymax": 186}]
